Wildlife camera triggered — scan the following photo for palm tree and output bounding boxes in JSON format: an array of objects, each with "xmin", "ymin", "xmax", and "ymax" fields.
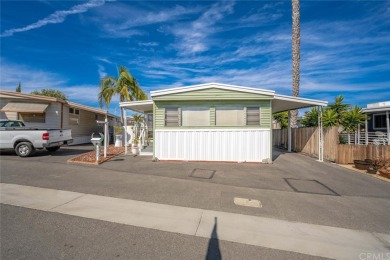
[
  {"xmin": 342, "ymin": 106, "xmax": 366, "ymax": 131},
  {"xmin": 341, "ymin": 105, "xmax": 366, "ymax": 144},
  {"xmin": 99, "ymin": 65, "xmax": 147, "ymax": 123},
  {"xmin": 290, "ymin": 0, "xmax": 300, "ymax": 128},
  {"xmin": 322, "ymin": 109, "xmax": 338, "ymax": 127},
  {"xmin": 273, "ymin": 112, "xmax": 288, "ymax": 129},
  {"xmin": 328, "ymin": 95, "xmax": 350, "ymax": 126},
  {"xmin": 300, "ymin": 107, "xmax": 318, "ymax": 127}
]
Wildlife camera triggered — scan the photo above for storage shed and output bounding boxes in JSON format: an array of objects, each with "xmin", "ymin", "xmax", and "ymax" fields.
[{"xmin": 120, "ymin": 83, "xmax": 327, "ymax": 163}]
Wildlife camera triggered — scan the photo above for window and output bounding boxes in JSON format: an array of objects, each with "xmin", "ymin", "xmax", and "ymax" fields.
[
  {"xmin": 181, "ymin": 107, "xmax": 210, "ymax": 126},
  {"xmin": 373, "ymin": 114, "xmax": 387, "ymax": 129},
  {"xmin": 216, "ymin": 107, "xmax": 245, "ymax": 126},
  {"xmin": 246, "ymin": 107, "xmax": 260, "ymax": 125},
  {"xmin": 165, "ymin": 107, "xmax": 179, "ymax": 127},
  {"xmin": 69, "ymin": 107, "xmax": 80, "ymax": 125},
  {"xmin": 0, "ymin": 120, "xmax": 25, "ymax": 127},
  {"xmin": 18, "ymin": 113, "xmax": 45, "ymax": 123}
]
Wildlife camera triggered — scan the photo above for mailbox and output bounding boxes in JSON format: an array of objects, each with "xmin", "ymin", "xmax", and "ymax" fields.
[{"xmin": 91, "ymin": 132, "xmax": 104, "ymax": 162}]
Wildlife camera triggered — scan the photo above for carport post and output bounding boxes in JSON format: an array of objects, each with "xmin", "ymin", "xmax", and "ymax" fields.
[
  {"xmin": 318, "ymin": 106, "xmax": 324, "ymax": 162},
  {"xmin": 288, "ymin": 110, "xmax": 292, "ymax": 152},
  {"xmin": 123, "ymin": 108, "xmax": 128, "ymax": 155}
]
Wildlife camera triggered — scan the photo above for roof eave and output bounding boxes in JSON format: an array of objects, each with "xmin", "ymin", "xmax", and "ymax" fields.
[{"xmin": 150, "ymin": 82, "xmax": 275, "ymax": 97}]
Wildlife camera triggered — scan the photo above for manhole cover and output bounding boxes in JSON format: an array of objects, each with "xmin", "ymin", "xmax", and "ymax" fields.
[
  {"xmin": 234, "ymin": 197, "xmax": 262, "ymax": 208},
  {"xmin": 284, "ymin": 178, "xmax": 339, "ymax": 196},
  {"xmin": 189, "ymin": 168, "xmax": 216, "ymax": 179}
]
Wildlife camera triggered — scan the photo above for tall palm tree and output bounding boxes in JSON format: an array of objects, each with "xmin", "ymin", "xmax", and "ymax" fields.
[
  {"xmin": 290, "ymin": 0, "xmax": 300, "ymax": 128},
  {"xmin": 99, "ymin": 65, "xmax": 147, "ymax": 123}
]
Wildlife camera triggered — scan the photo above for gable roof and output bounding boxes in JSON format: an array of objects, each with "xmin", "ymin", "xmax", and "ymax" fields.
[{"xmin": 150, "ymin": 82, "xmax": 275, "ymax": 97}]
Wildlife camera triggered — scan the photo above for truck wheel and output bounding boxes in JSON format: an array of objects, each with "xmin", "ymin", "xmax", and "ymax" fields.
[
  {"xmin": 15, "ymin": 142, "xmax": 35, "ymax": 157},
  {"xmin": 46, "ymin": 146, "xmax": 60, "ymax": 152}
]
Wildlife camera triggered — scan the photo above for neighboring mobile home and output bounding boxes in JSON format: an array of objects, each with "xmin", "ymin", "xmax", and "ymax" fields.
[
  {"xmin": 120, "ymin": 83, "xmax": 328, "ymax": 163},
  {"xmin": 0, "ymin": 91, "xmax": 120, "ymax": 145},
  {"xmin": 362, "ymin": 101, "xmax": 390, "ymax": 145}
]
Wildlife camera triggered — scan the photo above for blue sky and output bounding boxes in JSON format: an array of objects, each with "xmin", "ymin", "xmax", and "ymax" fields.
[{"xmin": 1, "ymin": 0, "xmax": 389, "ymax": 115}]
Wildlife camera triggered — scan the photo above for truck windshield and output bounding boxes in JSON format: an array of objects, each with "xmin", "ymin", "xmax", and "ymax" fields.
[{"xmin": 0, "ymin": 121, "xmax": 25, "ymax": 127}]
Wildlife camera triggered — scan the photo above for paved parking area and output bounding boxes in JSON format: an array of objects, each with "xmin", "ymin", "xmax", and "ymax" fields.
[{"xmin": 1, "ymin": 145, "xmax": 390, "ymax": 233}]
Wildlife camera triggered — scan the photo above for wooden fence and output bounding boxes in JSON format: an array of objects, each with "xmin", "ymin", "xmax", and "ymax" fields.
[
  {"xmin": 272, "ymin": 127, "xmax": 339, "ymax": 162},
  {"xmin": 337, "ymin": 144, "xmax": 390, "ymax": 164},
  {"xmin": 273, "ymin": 127, "xmax": 390, "ymax": 163}
]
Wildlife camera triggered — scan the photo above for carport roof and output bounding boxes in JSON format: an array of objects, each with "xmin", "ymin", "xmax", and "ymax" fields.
[
  {"xmin": 120, "ymin": 83, "xmax": 327, "ymax": 113},
  {"xmin": 272, "ymin": 94, "xmax": 328, "ymax": 113}
]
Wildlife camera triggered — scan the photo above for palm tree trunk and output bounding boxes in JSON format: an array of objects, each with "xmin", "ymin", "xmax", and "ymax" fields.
[{"xmin": 291, "ymin": 0, "xmax": 300, "ymax": 128}]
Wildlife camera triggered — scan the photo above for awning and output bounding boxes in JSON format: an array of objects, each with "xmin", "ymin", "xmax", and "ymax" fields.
[
  {"xmin": 272, "ymin": 95, "xmax": 328, "ymax": 113},
  {"xmin": 120, "ymin": 100, "xmax": 153, "ymax": 113},
  {"xmin": 0, "ymin": 102, "xmax": 49, "ymax": 113}
]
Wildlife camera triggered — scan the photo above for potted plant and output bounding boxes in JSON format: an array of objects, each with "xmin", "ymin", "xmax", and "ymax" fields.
[
  {"xmin": 376, "ymin": 159, "xmax": 390, "ymax": 179},
  {"xmin": 113, "ymin": 126, "xmax": 123, "ymax": 147},
  {"xmin": 353, "ymin": 159, "xmax": 370, "ymax": 170},
  {"xmin": 131, "ymin": 135, "xmax": 140, "ymax": 155}
]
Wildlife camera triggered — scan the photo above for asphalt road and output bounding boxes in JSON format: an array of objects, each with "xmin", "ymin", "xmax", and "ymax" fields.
[{"xmin": 1, "ymin": 204, "xmax": 327, "ymax": 260}]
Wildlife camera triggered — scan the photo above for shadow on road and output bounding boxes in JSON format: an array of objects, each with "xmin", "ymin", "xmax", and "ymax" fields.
[{"xmin": 206, "ymin": 217, "xmax": 222, "ymax": 260}]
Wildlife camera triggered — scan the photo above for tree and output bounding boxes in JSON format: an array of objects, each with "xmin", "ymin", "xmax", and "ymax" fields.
[
  {"xmin": 300, "ymin": 107, "xmax": 318, "ymax": 127},
  {"xmin": 31, "ymin": 88, "xmax": 67, "ymax": 100},
  {"xmin": 16, "ymin": 82, "xmax": 21, "ymax": 92},
  {"xmin": 341, "ymin": 105, "xmax": 366, "ymax": 132},
  {"xmin": 328, "ymin": 95, "xmax": 350, "ymax": 126},
  {"xmin": 290, "ymin": 0, "xmax": 300, "ymax": 128},
  {"xmin": 322, "ymin": 109, "xmax": 338, "ymax": 127},
  {"xmin": 273, "ymin": 112, "xmax": 288, "ymax": 129},
  {"xmin": 98, "ymin": 65, "xmax": 147, "ymax": 122}
]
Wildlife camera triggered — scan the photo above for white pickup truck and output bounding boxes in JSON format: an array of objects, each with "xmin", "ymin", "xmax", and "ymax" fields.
[{"xmin": 0, "ymin": 120, "xmax": 73, "ymax": 157}]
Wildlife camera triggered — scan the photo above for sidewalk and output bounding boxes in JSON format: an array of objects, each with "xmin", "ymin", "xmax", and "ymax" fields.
[{"xmin": 1, "ymin": 183, "xmax": 389, "ymax": 260}]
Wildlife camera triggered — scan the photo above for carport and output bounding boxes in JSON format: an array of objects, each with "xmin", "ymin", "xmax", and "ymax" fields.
[{"xmin": 120, "ymin": 83, "xmax": 327, "ymax": 163}]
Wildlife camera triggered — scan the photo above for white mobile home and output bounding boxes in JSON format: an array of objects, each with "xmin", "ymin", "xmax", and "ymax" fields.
[{"xmin": 120, "ymin": 83, "xmax": 328, "ymax": 163}]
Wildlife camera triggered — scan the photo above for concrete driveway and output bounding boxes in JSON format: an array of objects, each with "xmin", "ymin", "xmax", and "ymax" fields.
[{"xmin": 1, "ymin": 145, "xmax": 390, "ymax": 233}]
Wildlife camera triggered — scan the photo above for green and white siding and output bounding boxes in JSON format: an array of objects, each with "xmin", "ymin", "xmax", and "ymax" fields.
[{"xmin": 152, "ymin": 88, "xmax": 273, "ymax": 163}]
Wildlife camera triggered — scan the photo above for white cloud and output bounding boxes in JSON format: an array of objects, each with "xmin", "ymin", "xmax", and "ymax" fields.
[
  {"xmin": 171, "ymin": 1, "xmax": 235, "ymax": 55},
  {"xmin": 138, "ymin": 42, "xmax": 159, "ymax": 47},
  {"xmin": 97, "ymin": 64, "xmax": 107, "ymax": 79},
  {"xmin": 1, "ymin": 0, "xmax": 107, "ymax": 37},
  {"xmin": 93, "ymin": 4, "xmax": 203, "ymax": 38}
]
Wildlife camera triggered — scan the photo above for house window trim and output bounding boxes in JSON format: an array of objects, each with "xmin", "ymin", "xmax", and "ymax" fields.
[
  {"xmin": 18, "ymin": 112, "xmax": 46, "ymax": 123},
  {"xmin": 181, "ymin": 106, "xmax": 210, "ymax": 127},
  {"xmin": 246, "ymin": 106, "xmax": 261, "ymax": 126},
  {"xmin": 373, "ymin": 113, "xmax": 387, "ymax": 130},
  {"xmin": 164, "ymin": 107, "xmax": 180, "ymax": 127},
  {"xmin": 69, "ymin": 107, "xmax": 80, "ymax": 125},
  {"xmin": 215, "ymin": 106, "xmax": 246, "ymax": 127}
]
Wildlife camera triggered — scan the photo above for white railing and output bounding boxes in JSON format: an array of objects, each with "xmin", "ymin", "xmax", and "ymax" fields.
[{"xmin": 339, "ymin": 132, "xmax": 389, "ymax": 145}]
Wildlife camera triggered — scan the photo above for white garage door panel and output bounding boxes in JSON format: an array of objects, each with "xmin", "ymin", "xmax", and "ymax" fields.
[{"xmin": 155, "ymin": 129, "xmax": 270, "ymax": 163}]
